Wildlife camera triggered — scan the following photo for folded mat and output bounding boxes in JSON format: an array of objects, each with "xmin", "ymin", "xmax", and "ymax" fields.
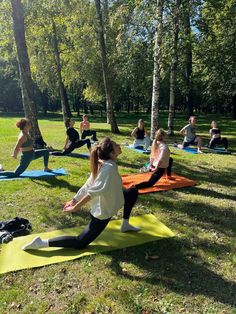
[
  {"xmin": 0, "ymin": 214, "xmax": 174, "ymax": 274},
  {"xmin": 126, "ymin": 145, "xmax": 151, "ymax": 154},
  {"xmin": 51, "ymin": 152, "xmax": 89, "ymax": 159},
  {"xmin": 0, "ymin": 168, "xmax": 67, "ymax": 181},
  {"xmin": 122, "ymin": 172, "xmax": 196, "ymax": 194}
]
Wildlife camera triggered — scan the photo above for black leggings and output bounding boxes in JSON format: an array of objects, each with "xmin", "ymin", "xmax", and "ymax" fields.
[
  {"xmin": 51, "ymin": 139, "xmax": 91, "ymax": 156},
  {"xmin": 209, "ymin": 137, "xmax": 228, "ymax": 149},
  {"xmin": 81, "ymin": 130, "xmax": 98, "ymax": 142},
  {"xmin": 135, "ymin": 157, "xmax": 173, "ymax": 189},
  {"xmin": 48, "ymin": 187, "xmax": 138, "ymax": 249}
]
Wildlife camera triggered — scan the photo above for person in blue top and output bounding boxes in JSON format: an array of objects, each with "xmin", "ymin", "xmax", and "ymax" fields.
[{"xmin": 0, "ymin": 118, "xmax": 51, "ymax": 177}]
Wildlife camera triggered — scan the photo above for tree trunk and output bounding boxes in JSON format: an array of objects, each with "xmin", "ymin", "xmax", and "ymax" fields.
[
  {"xmin": 167, "ymin": 0, "xmax": 181, "ymax": 136},
  {"xmin": 151, "ymin": 0, "xmax": 164, "ymax": 139},
  {"xmin": 10, "ymin": 0, "xmax": 42, "ymax": 140},
  {"xmin": 51, "ymin": 19, "xmax": 72, "ymax": 123},
  {"xmin": 94, "ymin": 0, "xmax": 120, "ymax": 133},
  {"xmin": 183, "ymin": 0, "xmax": 193, "ymax": 117}
]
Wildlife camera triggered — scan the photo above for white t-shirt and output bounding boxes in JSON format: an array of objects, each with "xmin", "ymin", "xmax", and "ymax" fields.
[
  {"xmin": 74, "ymin": 160, "xmax": 125, "ymax": 220},
  {"xmin": 152, "ymin": 143, "xmax": 170, "ymax": 169}
]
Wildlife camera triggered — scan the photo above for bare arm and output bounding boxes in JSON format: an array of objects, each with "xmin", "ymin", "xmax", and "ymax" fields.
[
  {"xmin": 63, "ymin": 136, "xmax": 69, "ymax": 150},
  {"xmin": 80, "ymin": 122, "xmax": 83, "ymax": 134},
  {"xmin": 63, "ymin": 194, "xmax": 91, "ymax": 213},
  {"xmin": 179, "ymin": 127, "xmax": 185, "ymax": 135},
  {"xmin": 131, "ymin": 127, "xmax": 137, "ymax": 138},
  {"xmin": 12, "ymin": 135, "xmax": 26, "ymax": 158}
]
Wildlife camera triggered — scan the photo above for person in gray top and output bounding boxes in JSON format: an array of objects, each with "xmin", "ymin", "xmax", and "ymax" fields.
[{"xmin": 179, "ymin": 116, "xmax": 203, "ymax": 153}]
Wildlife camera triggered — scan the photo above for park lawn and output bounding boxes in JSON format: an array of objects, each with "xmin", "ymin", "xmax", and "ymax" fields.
[{"xmin": 0, "ymin": 112, "xmax": 235, "ymax": 314}]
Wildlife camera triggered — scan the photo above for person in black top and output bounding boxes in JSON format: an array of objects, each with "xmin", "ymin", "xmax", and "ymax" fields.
[
  {"xmin": 50, "ymin": 118, "xmax": 91, "ymax": 156},
  {"xmin": 209, "ymin": 120, "xmax": 228, "ymax": 150},
  {"xmin": 131, "ymin": 119, "xmax": 150, "ymax": 149}
]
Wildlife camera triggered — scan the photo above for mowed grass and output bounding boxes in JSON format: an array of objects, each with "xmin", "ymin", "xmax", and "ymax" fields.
[{"xmin": 0, "ymin": 112, "xmax": 236, "ymax": 314}]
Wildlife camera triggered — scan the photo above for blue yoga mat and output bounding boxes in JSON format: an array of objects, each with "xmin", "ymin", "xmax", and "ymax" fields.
[
  {"xmin": 172, "ymin": 145, "xmax": 198, "ymax": 154},
  {"xmin": 126, "ymin": 145, "xmax": 151, "ymax": 154},
  {"xmin": 0, "ymin": 168, "xmax": 67, "ymax": 181}
]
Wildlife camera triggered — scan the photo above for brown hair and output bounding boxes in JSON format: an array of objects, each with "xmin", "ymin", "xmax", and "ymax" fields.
[
  {"xmin": 83, "ymin": 114, "xmax": 88, "ymax": 119},
  {"xmin": 189, "ymin": 116, "xmax": 195, "ymax": 123},
  {"xmin": 211, "ymin": 120, "xmax": 217, "ymax": 128},
  {"xmin": 138, "ymin": 119, "xmax": 144, "ymax": 129},
  {"xmin": 16, "ymin": 118, "xmax": 29, "ymax": 130},
  {"xmin": 151, "ymin": 128, "xmax": 166, "ymax": 157},
  {"xmin": 65, "ymin": 118, "xmax": 71, "ymax": 128},
  {"xmin": 90, "ymin": 137, "xmax": 114, "ymax": 179}
]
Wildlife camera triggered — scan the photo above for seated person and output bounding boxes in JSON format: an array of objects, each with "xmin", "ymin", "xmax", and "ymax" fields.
[
  {"xmin": 135, "ymin": 128, "xmax": 175, "ymax": 190},
  {"xmin": 50, "ymin": 118, "xmax": 91, "ymax": 156},
  {"xmin": 179, "ymin": 116, "xmax": 203, "ymax": 153},
  {"xmin": 208, "ymin": 120, "xmax": 228, "ymax": 150},
  {"xmin": 80, "ymin": 114, "xmax": 98, "ymax": 143},
  {"xmin": 131, "ymin": 119, "xmax": 150, "ymax": 150}
]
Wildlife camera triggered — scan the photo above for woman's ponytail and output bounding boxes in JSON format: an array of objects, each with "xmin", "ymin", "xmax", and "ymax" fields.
[{"xmin": 90, "ymin": 146, "xmax": 100, "ymax": 179}]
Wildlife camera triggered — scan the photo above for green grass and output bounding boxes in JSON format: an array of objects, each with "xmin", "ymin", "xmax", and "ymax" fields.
[{"xmin": 0, "ymin": 112, "xmax": 236, "ymax": 314}]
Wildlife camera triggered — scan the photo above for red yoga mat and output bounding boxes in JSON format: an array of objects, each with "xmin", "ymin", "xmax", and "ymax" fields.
[{"xmin": 122, "ymin": 172, "xmax": 196, "ymax": 194}]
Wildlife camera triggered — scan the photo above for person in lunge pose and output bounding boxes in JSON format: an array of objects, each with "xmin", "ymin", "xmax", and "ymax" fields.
[
  {"xmin": 80, "ymin": 114, "xmax": 98, "ymax": 143},
  {"xmin": 135, "ymin": 129, "xmax": 175, "ymax": 190},
  {"xmin": 22, "ymin": 137, "xmax": 140, "ymax": 250},
  {"xmin": 50, "ymin": 118, "xmax": 91, "ymax": 156},
  {"xmin": 208, "ymin": 120, "xmax": 228, "ymax": 150},
  {"xmin": 131, "ymin": 119, "xmax": 150, "ymax": 149},
  {"xmin": 179, "ymin": 116, "xmax": 203, "ymax": 153},
  {"xmin": 0, "ymin": 118, "xmax": 51, "ymax": 177}
]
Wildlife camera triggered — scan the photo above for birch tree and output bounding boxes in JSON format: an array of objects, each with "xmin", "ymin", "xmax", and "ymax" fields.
[{"xmin": 151, "ymin": 0, "xmax": 164, "ymax": 139}]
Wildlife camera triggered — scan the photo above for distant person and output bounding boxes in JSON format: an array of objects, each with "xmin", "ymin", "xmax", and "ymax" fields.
[
  {"xmin": 179, "ymin": 116, "xmax": 203, "ymax": 153},
  {"xmin": 80, "ymin": 114, "xmax": 98, "ymax": 143},
  {"xmin": 135, "ymin": 129, "xmax": 175, "ymax": 190},
  {"xmin": 22, "ymin": 137, "xmax": 140, "ymax": 251},
  {"xmin": 0, "ymin": 118, "xmax": 51, "ymax": 177},
  {"xmin": 131, "ymin": 119, "xmax": 150, "ymax": 150},
  {"xmin": 50, "ymin": 118, "xmax": 91, "ymax": 156},
  {"xmin": 208, "ymin": 120, "xmax": 228, "ymax": 150}
]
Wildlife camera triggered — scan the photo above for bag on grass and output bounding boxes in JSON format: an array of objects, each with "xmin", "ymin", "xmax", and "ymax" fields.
[{"xmin": 0, "ymin": 217, "xmax": 32, "ymax": 238}]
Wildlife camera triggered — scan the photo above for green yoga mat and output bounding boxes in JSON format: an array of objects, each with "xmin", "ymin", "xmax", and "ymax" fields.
[{"xmin": 0, "ymin": 214, "xmax": 174, "ymax": 274}]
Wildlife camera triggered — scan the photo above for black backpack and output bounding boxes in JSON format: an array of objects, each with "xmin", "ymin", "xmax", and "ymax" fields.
[{"xmin": 0, "ymin": 217, "xmax": 32, "ymax": 237}]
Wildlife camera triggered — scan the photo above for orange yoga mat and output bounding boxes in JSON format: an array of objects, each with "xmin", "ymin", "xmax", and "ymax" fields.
[{"xmin": 122, "ymin": 172, "xmax": 196, "ymax": 194}]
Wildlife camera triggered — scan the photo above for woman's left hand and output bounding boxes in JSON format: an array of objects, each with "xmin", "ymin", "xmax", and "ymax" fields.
[{"xmin": 63, "ymin": 204, "xmax": 79, "ymax": 213}]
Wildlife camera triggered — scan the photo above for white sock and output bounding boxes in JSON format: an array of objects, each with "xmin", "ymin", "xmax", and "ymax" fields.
[
  {"xmin": 120, "ymin": 219, "xmax": 141, "ymax": 232},
  {"xmin": 22, "ymin": 236, "xmax": 49, "ymax": 250}
]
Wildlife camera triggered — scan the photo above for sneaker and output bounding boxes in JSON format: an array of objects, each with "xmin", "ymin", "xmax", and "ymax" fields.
[
  {"xmin": 0, "ymin": 231, "xmax": 13, "ymax": 244},
  {"xmin": 0, "ymin": 164, "xmax": 3, "ymax": 171}
]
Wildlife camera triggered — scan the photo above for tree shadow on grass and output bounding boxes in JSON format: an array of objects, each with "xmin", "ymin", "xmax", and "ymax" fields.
[
  {"xmin": 108, "ymin": 237, "xmax": 236, "ymax": 308},
  {"xmin": 31, "ymin": 177, "xmax": 80, "ymax": 194}
]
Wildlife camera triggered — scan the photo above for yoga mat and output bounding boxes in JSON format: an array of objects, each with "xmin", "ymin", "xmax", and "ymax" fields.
[
  {"xmin": 0, "ymin": 168, "xmax": 67, "ymax": 181},
  {"xmin": 0, "ymin": 214, "xmax": 174, "ymax": 274},
  {"xmin": 204, "ymin": 147, "xmax": 230, "ymax": 154},
  {"xmin": 50, "ymin": 152, "xmax": 89, "ymax": 159},
  {"xmin": 126, "ymin": 145, "xmax": 151, "ymax": 154},
  {"xmin": 122, "ymin": 172, "xmax": 196, "ymax": 194},
  {"xmin": 172, "ymin": 145, "xmax": 198, "ymax": 154}
]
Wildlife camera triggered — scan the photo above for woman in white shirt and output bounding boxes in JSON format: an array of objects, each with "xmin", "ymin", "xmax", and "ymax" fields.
[
  {"xmin": 22, "ymin": 137, "xmax": 140, "ymax": 250},
  {"xmin": 135, "ymin": 129, "xmax": 174, "ymax": 189}
]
